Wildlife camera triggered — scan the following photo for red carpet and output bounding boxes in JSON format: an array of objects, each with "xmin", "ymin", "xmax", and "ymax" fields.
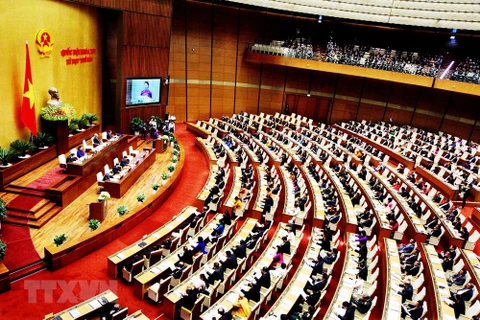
[
  {"xmin": 0, "ymin": 223, "xmax": 41, "ymax": 271},
  {"xmin": 0, "ymin": 124, "xmax": 209, "ymax": 319},
  {"xmin": 7, "ymin": 195, "xmax": 44, "ymax": 212},
  {"xmin": 26, "ymin": 167, "xmax": 65, "ymax": 190}
]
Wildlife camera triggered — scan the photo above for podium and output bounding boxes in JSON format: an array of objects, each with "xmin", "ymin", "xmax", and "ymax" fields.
[{"xmin": 89, "ymin": 200, "xmax": 107, "ymax": 222}]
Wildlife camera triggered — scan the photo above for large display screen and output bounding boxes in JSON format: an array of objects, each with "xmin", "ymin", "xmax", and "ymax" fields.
[{"xmin": 126, "ymin": 78, "xmax": 161, "ymax": 106}]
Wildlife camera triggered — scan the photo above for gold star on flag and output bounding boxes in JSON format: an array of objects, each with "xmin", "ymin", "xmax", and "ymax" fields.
[{"xmin": 23, "ymin": 80, "xmax": 35, "ymax": 109}]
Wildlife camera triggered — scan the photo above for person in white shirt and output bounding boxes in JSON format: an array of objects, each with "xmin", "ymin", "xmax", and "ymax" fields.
[{"xmin": 270, "ymin": 262, "xmax": 288, "ymax": 279}]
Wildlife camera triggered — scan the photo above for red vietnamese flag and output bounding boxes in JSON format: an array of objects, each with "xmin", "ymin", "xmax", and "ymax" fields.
[{"xmin": 21, "ymin": 42, "xmax": 37, "ymax": 136}]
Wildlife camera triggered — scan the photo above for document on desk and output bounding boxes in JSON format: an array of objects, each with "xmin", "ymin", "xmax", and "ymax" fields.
[
  {"xmin": 69, "ymin": 309, "xmax": 81, "ymax": 318},
  {"xmin": 150, "ymin": 267, "xmax": 160, "ymax": 274},
  {"xmin": 226, "ymin": 293, "xmax": 239, "ymax": 304},
  {"xmin": 89, "ymin": 299, "xmax": 102, "ymax": 309},
  {"xmin": 116, "ymin": 253, "xmax": 126, "ymax": 260}
]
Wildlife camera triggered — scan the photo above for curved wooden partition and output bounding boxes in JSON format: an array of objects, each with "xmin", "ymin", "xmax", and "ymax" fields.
[
  {"xmin": 43, "ymin": 141, "xmax": 186, "ymax": 271},
  {"xmin": 0, "ymin": 263, "xmax": 10, "ymax": 293}
]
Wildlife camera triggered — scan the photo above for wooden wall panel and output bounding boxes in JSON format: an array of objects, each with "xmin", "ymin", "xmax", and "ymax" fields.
[
  {"xmin": 123, "ymin": 13, "xmax": 171, "ymax": 47},
  {"xmin": 411, "ymin": 88, "xmax": 449, "ymax": 132},
  {"xmin": 73, "ymin": 0, "xmax": 172, "ymax": 17}
]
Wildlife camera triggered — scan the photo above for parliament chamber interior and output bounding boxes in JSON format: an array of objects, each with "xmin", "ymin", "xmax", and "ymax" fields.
[{"xmin": 2, "ymin": 0, "xmax": 480, "ymax": 320}]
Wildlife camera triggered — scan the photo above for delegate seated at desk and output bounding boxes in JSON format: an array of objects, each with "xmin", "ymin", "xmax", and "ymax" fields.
[{"xmin": 77, "ymin": 145, "xmax": 86, "ymax": 159}]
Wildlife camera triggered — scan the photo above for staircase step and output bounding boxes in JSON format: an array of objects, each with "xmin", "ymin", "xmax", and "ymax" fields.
[
  {"xmin": 7, "ymin": 198, "xmax": 50, "ymax": 214},
  {"xmin": 28, "ymin": 206, "xmax": 63, "ymax": 228},
  {"xmin": 7, "ymin": 202, "xmax": 57, "ymax": 221},
  {"xmin": 4, "ymin": 185, "xmax": 45, "ymax": 197},
  {"xmin": 10, "ymin": 260, "xmax": 47, "ymax": 282},
  {"xmin": 4, "ymin": 216, "xmax": 29, "ymax": 227}
]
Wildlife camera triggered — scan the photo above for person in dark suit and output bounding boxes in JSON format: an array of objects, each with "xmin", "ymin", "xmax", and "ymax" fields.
[
  {"xmin": 178, "ymin": 246, "xmax": 194, "ymax": 265},
  {"xmin": 447, "ymin": 294, "xmax": 466, "ymax": 318},
  {"xmin": 305, "ymin": 272, "xmax": 327, "ymax": 293},
  {"xmin": 337, "ymin": 301, "xmax": 356, "ymax": 320},
  {"xmin": 180, "ymin": 286, "xmax": 198, "ymax": 310},
  {"xmin": 403, "ymin": 261, "xmax": 421, "ymax": 277},
  {"xmin": 397, "ymin": 279, "xmax": 414, "ymax": 303},
  {"xmin": 398, "ymin": 239, "xmax": 416, "ymax": 254},
  {"xmin": 452, "ymin": 283, "xmax": 475, "ymax": 302},
  {"xmin": 441, "ymin": 253, "xmax": 454, "ymax": 272},
  {"xmin": 221, "ymin": 250, "xmax": 238, "ymax": 270},
  {"xmin": 448, "ymin": 269, "xmax": 467, "ymax": 287},
  {"xmin": 207, "ymin": 262, "xmax": 224, "ymax": 285},
  {"xmin": 242, "ymin": 281, "xmax": 261, "ymax": 302},
  {"xmin": 276, "ymin": 237, "xmax": 291, "ymax": 255},
  {"xmin": 351, "ymin": 295, "xmax": 372, "ymax": 314},
  {"xmin": 426, "ymin": 225, "xmax": 442, "ymax": 242},
  {"xmin": 216, "ymin": 307, "xmax": 233, "ymax": 320},
  {"xmin": 93, "ymin": 133, "xmax": 102, "ymax": 145},
  {"xmin": 257, "ymin": 267, "xmax": 271, "ymax": 289},
  {"xmin": 355, "ymin": 241, "xmax": 368, "ymax": 263},
  {"xmin": 120, "ymin": 156, "xmax": 130, "ymax": 167},
  {"xmin": 233, "ymin": 240, "xmax": 247, "ymax": 259},
  {"xmin": 401, "ymin": 300, "xmax": 423, "ymax": 320}
]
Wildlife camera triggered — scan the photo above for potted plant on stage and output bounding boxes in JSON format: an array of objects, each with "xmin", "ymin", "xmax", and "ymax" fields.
[
  {"xmin": 161, "ymin": 173, "xmax": 168, "ymax": 185},
  {"xmin": 0, "ymin": 240, "xmax": 6, "ymax": 262},
  {"xmin": 137, "ymin": 193, "xmax": 146, "ymax": 204},
  {"xmin": 70, "ymin": 117, "xmax": 88, "ymax": 132},
  {"xmin": 88, "ymin": 219, "xmax": 100, "ymax": 231},
  {"xmin": 171, "ymin": 157, "xmax": 178, "ymax": 168},
  {"xmin": 0, "ymin": 147, "xmax": 15, "ymax": 168},
  {"xmin": 54, "ymin": 234, "xmax": 67, "ymax": 247},
  {"xmin": 152, "ymin": 183, "xmax": 160, "ymax": 193},
  {"xmin": 117, "ymin": 205, "xmax": 129, "ymax": 216},
  {"xmin": 168, "ymin": 165, "xmax": 175, "ymax": 176},
  {"xmin": 68, "ymin": 122, "xmax": 78, "ymax": 137},
  {"xmin": 82, "ymin": 113, "xmax": 99, "ymax": 126},
  {"xmin": 169, "ymin": 133, "xmax": 176, "ymax": 147},
  {"xmin": 0, "ymin": 199, "xmax": 7, "ymax": 236},
  {"xmin": 131, "ymin": 117, "xmax": 143, "ymax": 136},
  {"xmin": 174, "ymin": 142, "xmax": 179, "ymax": 151},
  {"xmin": 10, "ymin": 140, "xmax": 36, "ymax": 159},
  {"xmin": 173, "ymin": 149, "xmax": 180, "ymax": 157},
  {"xmin": 33, "ymin": 132, "xmax": 54, "ymax": 150}
]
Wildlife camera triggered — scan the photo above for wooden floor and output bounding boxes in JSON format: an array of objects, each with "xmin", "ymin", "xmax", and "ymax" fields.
[{"xmin": 2, "ymin": 140, "xmax": 174, "ymax": 258}]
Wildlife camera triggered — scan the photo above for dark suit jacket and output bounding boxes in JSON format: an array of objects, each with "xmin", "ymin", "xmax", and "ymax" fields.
[
  {"xmin": 208, "ymin": 267, "xmax": 224, "ymax": 285},
  {"xmin": 179, "ymin": 249, "xmax": 194, "ymax": 265},
  {"xmin": 222, "ymin": 255, "xmax": 238, "ymax": 270},
  {"xmin": 233, "ymin": 244, "xmax": 247, "ymax": 259},
  {"xmin": 399, "ymin": 284, "xmax": 413, "ymax": 302},
  {"xmin": 257, "ymin": 272, "xmax": 271, "ymax": 289},
  {"xmin": 277, "ymin": 241, "xmax": 291, "ymax": 255}
]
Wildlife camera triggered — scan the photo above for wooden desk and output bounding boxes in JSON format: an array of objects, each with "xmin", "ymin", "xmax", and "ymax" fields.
[
  {"xmin": 388, "ymin": 168, "xmax": 464, "ymax": 249},
  {"xmin": 103, "ymin": 149, "xmax": 156, "ymax": 198},
  {"xmin": 335, "ymin": 125, "xmax": 415, "ymax": 170},
  {"xmin": 186, "ymin": 122, "xmax": 212, "ymax": 138},
  {"xmin": 195, "ymin": 138, "xmax": 218, "ymax": 165},
  {"xmin": 66, "ymin": 136, "xmax": 129, "ymax": 176},
  {"xmin": 300, "ymin": 165, "xmax": 325, "ymax": 227},
  {"xmin": 382, "ymin": 238, "xmax": 403, "ymax": 320},
  {"xmin": 196, "ymin": 165, "xmax": 219, "ymax": 208},
  {"xmin": 347, "ymin": 169, "xmax": 391, "ymax": 240},
  {"xmin": 107, "ymin": 206, "xmax": 197, "ymax": 278},
  {"xmin": 421, "ymin": 243, "xmax": 456, "ymax": 320},
  {"xmin": 222, "ymin": 167, "xmax": 243, "ymax": 210},
  {"xmin": 163, "ymin": 218, "xmax": 257, "ymax": 319},
  {"xmin": 0, "ymin": 145, "xmax": 57, "ymax": 187},
  {"xmin": 266, "ymin": 230, "xmax": 321, "ymax": 315},
  {"xmin": 415, "ymin": 166, "xmax": 459, "ymax": 200},
  {"xmin": 133, "ymin": 214, "xmax": 225, "ymax": 299},
  {"xmin": 324, "ymin": 233, "xmax": 358, "ymax": 318},
  {"xmin": 50, "ymin": 290, "xmax": 118, "ymax": 320},
  {"xmin": 200, "ymin": 224, "xmax": 293, "ymax": 320},
  {"xmin": 124, "ymin": 310, "xmax": 150, "ymax": 320}
]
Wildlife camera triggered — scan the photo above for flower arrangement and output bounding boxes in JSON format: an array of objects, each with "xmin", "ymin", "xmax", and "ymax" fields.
[
  {"xmin": 41, "ymin": 104, "xmax": 76, "ymax": 121},
  {"xmin": 161, "ymin": 135, "xmax": 170, "ymax": 141},
  {"xmin": 168, "ymin": 165, "xmax": 175, "ymax": 172},
  {"xmin": 171, "ymin": 157, "xmax": 177, "ymax": 163},
  {"xmin": 161, "ymin": 173, "xmax": 168, "ymax": 180},
  {"xmin": 117, "ymin": 205, "xmax": 129, "ymax": 216},
  {"xmin": 152, "ymin": 183, "xmax": 161, "ymax": 191},
  {"xmin": 98, "ymin": 191, "xmax": 111, "ymax": 202}
]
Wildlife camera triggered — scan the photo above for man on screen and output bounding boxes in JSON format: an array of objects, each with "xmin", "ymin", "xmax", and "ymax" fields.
[{"xmin": 138, "ymin": 81, "xmax": 153, "ymax": 102}]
